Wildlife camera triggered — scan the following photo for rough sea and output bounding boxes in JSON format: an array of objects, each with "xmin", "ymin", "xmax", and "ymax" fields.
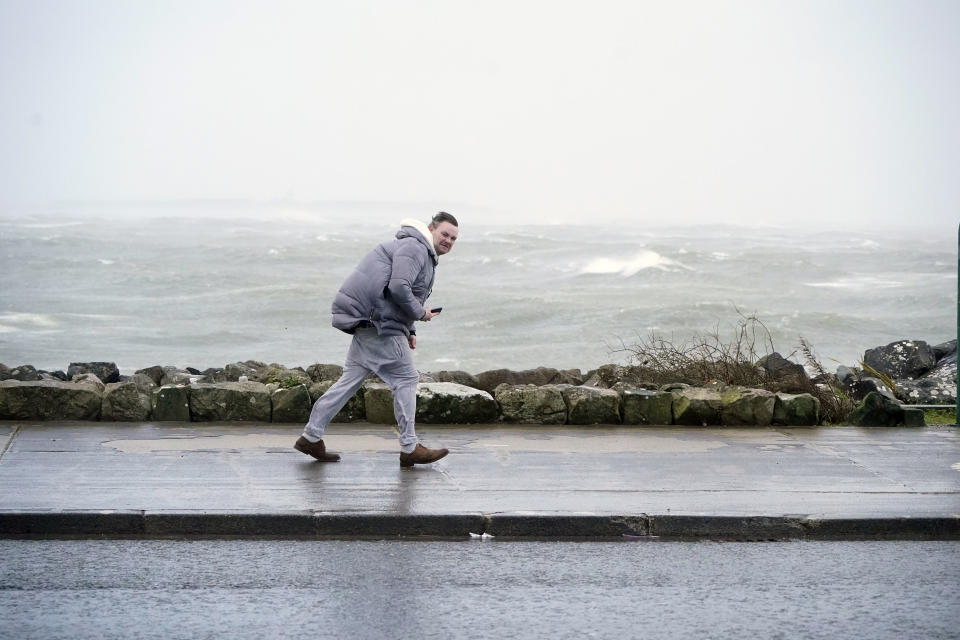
[{"xmin": 1, "ymin": 207, "xmax": 956, "ymax": 377}]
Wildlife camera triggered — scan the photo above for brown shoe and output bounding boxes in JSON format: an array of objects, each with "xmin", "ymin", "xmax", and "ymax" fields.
[
  {"xmin": 294, "ymin": 436, "xmax": 340, "ymax": 462},
  {"xmin": 399, "ymin": 443, "xmax": 449, "ymax": 468}
]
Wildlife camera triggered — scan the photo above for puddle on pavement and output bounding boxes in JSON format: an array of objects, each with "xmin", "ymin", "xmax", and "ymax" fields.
[
  {"xmin": 102, "ymin": 434, "xmax": 399, "ymax": 454},
  {"xmin": 464, "ymin": 434, "xmax": 727, "ymax": 454},
  {"xmin": 102, "ymin": 432, "xmax": 729, "ymax": 455}
]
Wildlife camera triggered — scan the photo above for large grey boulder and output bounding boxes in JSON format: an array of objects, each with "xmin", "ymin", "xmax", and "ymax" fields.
[
  {"xmin": 903, "ymin": 407, "xmax": 926, "ymax": 427},
  {"xmin": 562, "ymin": 386, "xmax": 620, "ymax": 425},
  {"xmin": 475, "ymin": 367, "xmax": 583, "ymax": 394},
  {"xmin": 306, "ymin": 363, "xmax": 344, "ymax": 383},
  {"xmin": 129, "ymin": 373, "xmax": 158, "ymax": 393},
  {"xmin": 0, "ymin": 380, "xmax": 102, "ymax": 420},
  {"xmin": 582, "ymin": 364, "xmax": 652, "ymax": 389},
  {"xmin": 844, "ymin": 375, "xmax": 897, "ymax": 403},
  {"xmin": 261, "ymin": 365, "xmax": 312, "ymax": 387},
  {"xmin": 271, "ymin": 384, "xmax": 312, "ymax": 423},
  {"xmin": 67, "ymin": 362, "xmax": 120, "ymax": 384},
  {"xmin": 308, "ymin": 380, "xmax": 365, "ymax": 422},
  {"xmin": 721, "ymin": 388, "xmax": 775, "ymax": 426},
  {"xmin": 671, "ymin": 387, "xmax": 722, "ymax": 426},
  {"xmin": 621, "ymin": 389, "xmax": 673, "ymax": 425},
  {"xmin": 5, "ymin": 364, "xmax": 40, "ymax": 382},
  {"xmin": 475, "ymin": 369, "xmax": 515, "ymax": 393},
  {"xmin": 3, "ymin": 364, "xmax": 61, "ymax": 381},
  {"xmin": 204, "ymin": 363, "xmax": 249, "ymax": 383},
  {"xmin": 198, "ymin": 367, "xmax": 224, "ymax": 380},
  {"xmin": 160, "ymin": 367, "xmax": 199, "ymax": 386},
  {"xmin": 364, "ymin": 383, "xmax": 396, "ymax": 424},
  {"xmin": 71, "ymin": 372, "xmax": 105, "ymax": 392},
  {"xmin": 238, "ymin": 360, "xmax": 269, "ymax": 378},
  {"xmin": 3, "ymin": 364, "xmax": 41, "ymax": 381},
  {"xmin": 428, "ymin": 370, "xmax": 482, "ymax": 389},
  {"xmin": 189, "ymin": 382, "xmax": 271, "ymax": 422},
  {"xmin": 152, "ymin": 386, "xmax": 191, "ymax": 421},
  {"xmin": 756, "ymin": 353, "xmax": 808, "ymax": 383},
  {"xmin": 199, "ymin": 367, "xmax": 232, "ymax": 383},
  {"xmin": 898, "ymin": 377, "xmax": 956, "ymax": 405},
  {"xmin": 135, "ymin": 366, "xmax": 165, "ymax": 386},
  {"xmin": 101, "ymin": 382, "xmax": 152, "ymax": 421},
  {"xmin": 364, "ymin": 382, "xmax": 497, "ymax": 424},
  {"xmin": 897, "ymin": 352, "xmax": 956, "ymax": 405},
  {"xmin": 852, "ymin": 339, "xmax": 957, "ymax": 405},
  {"xmin": 201, "ymin": 361, "xmax": 269, "ymax": 383},
  {"xmin": 932, "ymin": 340, "xmax": 956, "ymax": 360},
  {"xmin": 863, "ymin": 340, "xmax": 936, "ymax": 380},
  {"xmin": 848, "ymin": 391, "xmax": 919, "ymax": 427},
  {"xmin": 773, "ymin": 393, "xmax": 821, "ymax": 426},
  {"xmin": 415, "ymin": 383, "xmax": 498, "ymax": 423},
  {"xmin": 495, "ymin": 384, "xmax": 567, "ymax": 424}
]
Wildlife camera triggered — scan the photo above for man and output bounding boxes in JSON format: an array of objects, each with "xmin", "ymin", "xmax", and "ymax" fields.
[{"xmin": 294, "ymin": 212, "xmax": 459, "ymax": 467}]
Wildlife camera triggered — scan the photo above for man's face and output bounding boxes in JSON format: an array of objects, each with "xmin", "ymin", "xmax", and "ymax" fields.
[{"xmin": 430, "ymin": 221, "xmax": 458, "ymax": 256}]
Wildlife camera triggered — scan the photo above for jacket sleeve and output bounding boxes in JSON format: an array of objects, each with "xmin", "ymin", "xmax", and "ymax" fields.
[{"xmin": 386, "ymin": 240, "xmax": 428, "ymax": 322}]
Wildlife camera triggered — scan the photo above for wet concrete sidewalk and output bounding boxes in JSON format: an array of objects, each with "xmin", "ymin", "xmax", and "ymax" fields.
[{"xmin": 1, "ymin": 421, "xmax": 958, "ymax": 540}]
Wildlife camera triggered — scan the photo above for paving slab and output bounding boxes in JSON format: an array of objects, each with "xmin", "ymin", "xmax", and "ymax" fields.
[{"xmin": 0, "ymin": 421, "xmax": 957, "ymax": 539}]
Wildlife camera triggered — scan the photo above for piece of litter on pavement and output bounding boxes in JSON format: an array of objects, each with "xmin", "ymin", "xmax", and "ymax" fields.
[{"xmin": 468, "ymin": 532, "xmax": 495, "ymax": 540}]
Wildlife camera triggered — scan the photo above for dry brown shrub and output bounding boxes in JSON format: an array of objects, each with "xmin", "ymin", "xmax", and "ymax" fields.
[{"xmin": 609, "ymin": 311, "xmax": 852, "ymax": 423}]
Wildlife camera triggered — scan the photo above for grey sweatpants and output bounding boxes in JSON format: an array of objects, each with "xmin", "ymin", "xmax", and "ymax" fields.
[{"xmin": 303, "ymin": 328, "xmax": 420, "ymax": 453}]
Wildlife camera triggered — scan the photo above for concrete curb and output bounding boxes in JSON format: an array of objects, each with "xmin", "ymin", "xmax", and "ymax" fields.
[
  {"xmin": 799, "ymin": 516, "xmax": 960, "ymax": 540},
  {"xmin": 648, "ymin": 515, "xmax": 806, "ymax": 540},
  {"xmin": 1, "ymin": 511, "xmax": 957, "ymax": 540},
  {"xmin": 485, "ymin": 514, "xmax": 649, "ymax": 537},
  {"xmin": 145, "ymin": 511, "xmax": 320, "ymax": 537},
  {"xmin": 0, "ymin": 510, "xmax": 146, "ymax": 536}
]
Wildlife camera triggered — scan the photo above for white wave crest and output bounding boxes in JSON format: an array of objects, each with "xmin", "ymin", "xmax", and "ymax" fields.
[
  {"xmin": 803, "ymin": 276, "xmax": 902, "ymax": 290},
  {"xmin": 580, "ymin": 251, "xmax": 690, "ymax": 276},
  {"xmin": 0, "ymin": 313, "xmax": 59, "ymax": 327},
  {"xmin": 16, "ymin": 222, "xmax": 85, "ymax": 229}
]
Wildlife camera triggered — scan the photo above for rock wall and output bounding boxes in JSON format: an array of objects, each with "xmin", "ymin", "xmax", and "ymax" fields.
[
  {"xmin": 0, "ymin": 377, "xmax": 820, "ymax": 427},
  {"xmin": 1, "ymin": 340, "xmax": 952, "ymax": 426}
]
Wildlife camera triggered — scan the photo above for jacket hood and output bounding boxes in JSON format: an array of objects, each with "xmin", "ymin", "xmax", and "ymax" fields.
[{"xmin": 397, "ymin": 218, "xmax": 438, "ymax": 265}]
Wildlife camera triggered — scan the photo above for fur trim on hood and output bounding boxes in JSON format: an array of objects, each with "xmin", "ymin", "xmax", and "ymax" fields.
[{"xmin": 399, "ymin": 218, "xmax": 438, "ymax": 265}]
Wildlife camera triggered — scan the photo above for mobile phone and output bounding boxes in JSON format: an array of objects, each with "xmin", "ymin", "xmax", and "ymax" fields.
[{"xmin": 431, "ymin": 307, "xmax": 443, "ymax": 313}]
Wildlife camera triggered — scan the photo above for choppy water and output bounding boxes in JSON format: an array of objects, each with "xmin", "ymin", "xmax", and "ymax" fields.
[{"xmin": 0, "ymin": 209, "xmax": 955, "ymax": 375}]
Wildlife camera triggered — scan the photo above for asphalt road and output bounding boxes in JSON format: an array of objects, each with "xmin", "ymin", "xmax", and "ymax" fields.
[{"xmin": 1, "ymin": 539, "xmax": 957, "ymax": 640}]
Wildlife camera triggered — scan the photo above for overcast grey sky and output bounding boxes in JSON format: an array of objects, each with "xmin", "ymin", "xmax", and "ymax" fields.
[{"xmin": 1, "ymin": 0, "xmax": 957, "ymax": 228}]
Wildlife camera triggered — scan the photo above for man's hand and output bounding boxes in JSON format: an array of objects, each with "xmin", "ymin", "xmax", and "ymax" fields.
[
  {"xmin": 421, "ymin": 307, "xmax": 440, "ymax": 321},
  {"xmin": 408, "ymin": 335, "xmax": 417, "ymax": 350}
]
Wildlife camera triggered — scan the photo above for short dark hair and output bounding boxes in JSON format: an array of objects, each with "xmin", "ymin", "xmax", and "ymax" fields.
[{"xmin": 431, "ymin": 211, "xmax": 458, "ymax": 227}]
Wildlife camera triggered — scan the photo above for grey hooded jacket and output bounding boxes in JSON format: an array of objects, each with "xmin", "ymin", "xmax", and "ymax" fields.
[{"xmin": 331, "ymin": 219, "xmax": 438, "ymax": 337}]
